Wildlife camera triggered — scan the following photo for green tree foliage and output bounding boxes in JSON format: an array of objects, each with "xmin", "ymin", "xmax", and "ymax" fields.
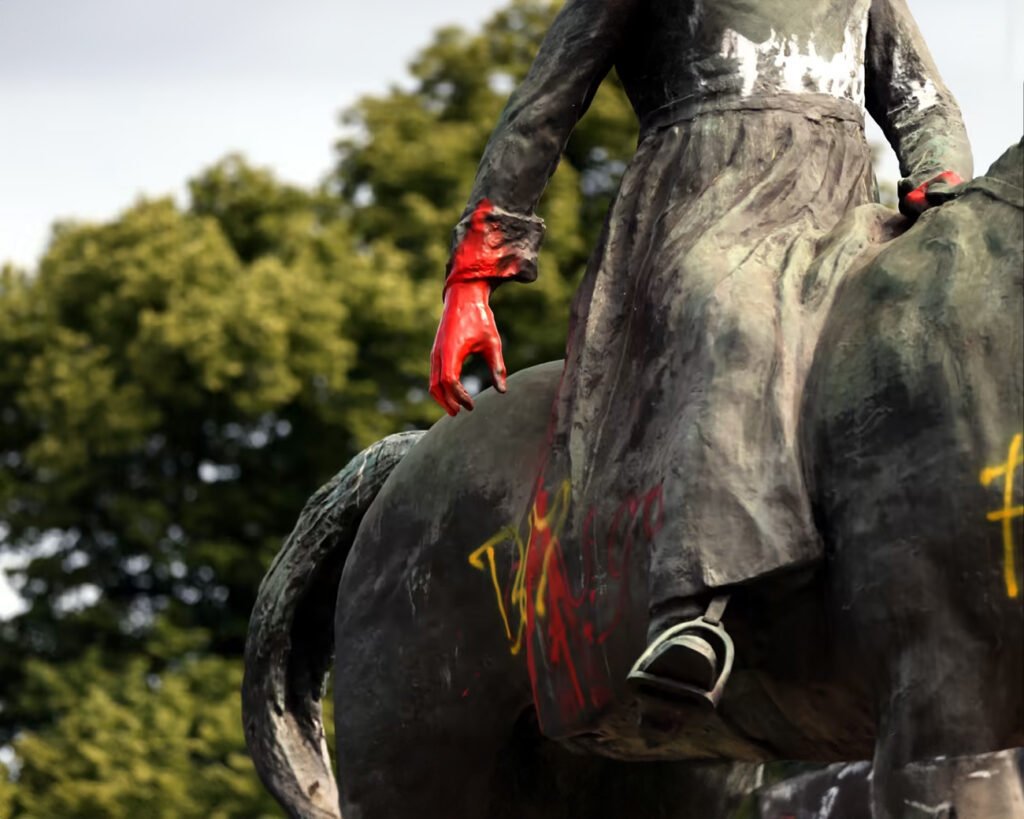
[
  {"xmin": 0, "ymin": 760, "xmax": 14, "ymax": 817},
  {"xmin": 0, "ymin": 1, "xmax": 902, "ymax": 811},
  {"xmin": 7, "ymin": 650, "xmax": 278, "ymax": 818},
  {"xmin": 0, "ymin": 190, "xmax": 358, "ymax": 723},
  {"xmin": 334, "ymin": 0, "xmax": 636, "ymax": 370},
  {"xmin": 0, "ymin": 0, "xmax": 641, "ymax": 812}
]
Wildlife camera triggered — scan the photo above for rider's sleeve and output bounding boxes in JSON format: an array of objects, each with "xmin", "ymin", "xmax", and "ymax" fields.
[
  {"xmin": 446, "ymin": 0, "xmax": 637, "ymax": 288},
  {"xmin": 865, "ymin": 0, "xmax": 973, "ymax": 197}
]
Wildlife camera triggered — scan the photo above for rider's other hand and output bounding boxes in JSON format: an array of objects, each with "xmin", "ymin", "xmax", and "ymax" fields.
[
  {"xmin": 900, "ymin": 170, "xmax": 964, "ymax": 218},
  {"xmin": 429, "ymin": 280, "xmax": 507, "ymax": 416}
]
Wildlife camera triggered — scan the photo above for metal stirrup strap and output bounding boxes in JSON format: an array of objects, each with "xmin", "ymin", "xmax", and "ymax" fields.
[{"xmin": 702, "ymin": 594, "xmax": 730, "ymax": 626}]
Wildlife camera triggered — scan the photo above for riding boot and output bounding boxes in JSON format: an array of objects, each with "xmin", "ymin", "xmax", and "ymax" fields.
[{"xmin": 627, "ymin": 594, "xmax": 735, "ymax": 707}]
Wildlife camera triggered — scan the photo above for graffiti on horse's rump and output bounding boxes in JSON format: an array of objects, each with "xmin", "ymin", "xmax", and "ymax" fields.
[
  {"xmin": 980, "ymin": 432, "xmax": 1023, "ymax": 599},
  {"xmin": 468, "ymin": 480, "xmax": 665, "ymax": 724}
]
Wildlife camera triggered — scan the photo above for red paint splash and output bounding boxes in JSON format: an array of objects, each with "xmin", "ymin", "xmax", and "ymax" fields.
[
  {"xmin": 902, "ymin": 170, "xmax": 964, "ymax": 216},
  {"xmin": 444, "ymin": 199, "xmax": 523, "ymax": 294},
  {"xmin": 516, "ymin": 479, "xmax": 666, "ymax": 731},
  {"xmin": 484, "ymin": 360, "xmax": 671, "ymax": 731}
]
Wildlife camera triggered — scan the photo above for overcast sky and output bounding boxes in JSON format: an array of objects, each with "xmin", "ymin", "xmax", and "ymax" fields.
[
  {"xmin": 0, "ymin": 1, "xmax": 1022, "ymax": 611},
  {"xmin": 1, "ymin": 0, "xmax": 1022, "ymax": 272}
]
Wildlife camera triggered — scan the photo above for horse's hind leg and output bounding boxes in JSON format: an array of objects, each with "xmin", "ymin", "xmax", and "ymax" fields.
[
  {"xmin": 490, "ymin": 717, "xmax": 763, "ymax": 819},
  {"xmin": 335, "ymin": 681, "xmax": 765, "ymax": 819},
  {"xmin": 333, "ymin": 587, "xmax": 531, "ymax": 819},
  {"xmin": 332, "ymin": 364, "xmax": 562, "ymax": 818},
  {"xmin": 334, "ymin": 678, "xmax": 514, "ymax": 817}
]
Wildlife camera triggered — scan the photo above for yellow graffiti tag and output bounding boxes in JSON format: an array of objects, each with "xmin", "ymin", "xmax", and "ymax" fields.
[
  {"xmin": 467, "ymin": 480, "xmax": 572, "ymax": 655},
  {"xmin": 468, "ymin": 526, "xmax": 524, "ymax": 650},
  {"xmin": 980, "ymin": 433, "xmax": 1023, "ymax": 599},
  {"xmin": 532, "ymin": 481, "xmax": 571, "ymax": 619}
]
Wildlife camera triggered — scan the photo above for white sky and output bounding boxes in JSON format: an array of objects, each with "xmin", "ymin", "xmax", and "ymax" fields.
[
  {"xmin": 1, "ymin": 0, "xmax": 1022, "ymax": 271},
  {"xmin": 0, "ymin": 0, "xmax": 1022, "ymax": 612}
]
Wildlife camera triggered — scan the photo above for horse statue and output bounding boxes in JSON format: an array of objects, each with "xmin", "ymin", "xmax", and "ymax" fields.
[{"xmin": 242, "ymin": 141, "xmax": 1023, "ymax": 818}]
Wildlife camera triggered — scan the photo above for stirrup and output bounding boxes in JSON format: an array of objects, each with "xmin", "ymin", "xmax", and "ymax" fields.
[{"xmin": 627, "ymin": 595, "xmax": 735, "ymax": 708}]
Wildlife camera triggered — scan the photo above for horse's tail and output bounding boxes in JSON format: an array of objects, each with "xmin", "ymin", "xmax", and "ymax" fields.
[{"xmin": 242, "ymin": 430, "xmax": 424, "ymax": 819}]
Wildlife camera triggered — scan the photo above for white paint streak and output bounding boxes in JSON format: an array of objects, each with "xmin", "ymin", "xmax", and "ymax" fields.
[
  {"xmin": 905, "ymin": 799, "xmax": 954, "ymax": 815},
  {"xmin": 687, "ymin": 0, "xmax": 704, "ymax": 37},
  {"xmin": 407, "ymin": 566, "xmax": 432, "ymax": 617},
  {"xmin": 720, "ymin": 28, "xmax": 762, "ymax": 97},
  {"xmin": 906, "ymin": 78, "xmax": 940, "ymax": 110},
  {"xmin": 718, "ymin": 14, "xmax": 869, "ymax": 106},
  {"xmin": 891, "ymin": 48, "xmax": 940, "ymax": 111},
  {"xmin": 816, "ymin": 785, "xmax": 839, "ymax": 818},
  {"xmin": 838, "ymin": 761, "xmax": 871, "ymax": 780},
  {"xmin": 406, "ymin": 580, "xmax": 417, "ymax": 617},
  {"xmin": 968, "ymin": 769, "xmax": 996, "ymax": 779}
]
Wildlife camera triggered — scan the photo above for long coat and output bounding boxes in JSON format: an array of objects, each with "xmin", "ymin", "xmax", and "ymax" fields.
[{"xmin": 449, "ymin": 0, "xmax": 973, "ymax": 733}]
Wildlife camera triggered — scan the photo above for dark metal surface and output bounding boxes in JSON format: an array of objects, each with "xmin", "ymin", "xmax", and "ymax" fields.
[
  {"xmin": 244, "ymin": 142, "xmax": 1022, "ymax": 818},
  {"xmin": 242, "ymin": 431, "xmax": 424, "ymax": 819},
  {"xmin": 451, "ymin": 0, "xmax": 975, "ymax": 737}
]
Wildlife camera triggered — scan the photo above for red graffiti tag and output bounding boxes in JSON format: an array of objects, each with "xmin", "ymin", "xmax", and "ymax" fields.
[{"xmin": 470, "ymin": 477, "xmax": 666, "ymax": 730}]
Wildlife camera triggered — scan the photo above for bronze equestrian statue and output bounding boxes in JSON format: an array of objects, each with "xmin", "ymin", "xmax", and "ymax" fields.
[
  {"xmin": 428, "ymin": 0, "xmax": 972, "ymax": 718},
  {"xmin": 243, "ymin": 1, "xmax": 1023, "ymax": 816}
]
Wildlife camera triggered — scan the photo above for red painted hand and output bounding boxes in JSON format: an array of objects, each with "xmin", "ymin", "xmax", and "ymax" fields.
[
  {"xmin": 429, "ymin": 280, "xmax": 507, "ymax": 416},
  {"xmin": 901, "ymin": 170, "xmax": 964, "ymax": 217}
]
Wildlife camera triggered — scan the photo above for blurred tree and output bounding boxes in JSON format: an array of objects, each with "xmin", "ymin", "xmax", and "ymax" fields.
[
  {"xmin": 0, "ymin": 189, "xmax": 358, "ymax": 731},
  {"xmin": 0, "ymin": 0, "xmax": 905, "ymax": 811},
  {"xmin": 0, "ymin": 760, "xmax": 13, "ymax": 817},
  {"xmin": 334, "ymin": 0, "xmax": 636, "ymax": 373},
  {"xmin": 0, "ymin": 0, "xmax": 641, "ymax": 810},
  {"xmin": 870, "ymin": 142, "xmax": 900, "ymax": 207},
  {"xmin": 5, "ymin": 649, "xmax": 279, "ymax": 818}
]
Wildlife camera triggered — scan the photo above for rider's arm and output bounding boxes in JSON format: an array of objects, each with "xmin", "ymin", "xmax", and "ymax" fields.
[
  {"xmin": 430, "ymin": 0, "xmax": 638, "ymax": 415},
  {"xmin": 865, "ymin": 0, "xmax": 973, "ymax": 213},
  {"xmin": 446, "ymin": 0, "xmax": 638, "ymax": 290}
]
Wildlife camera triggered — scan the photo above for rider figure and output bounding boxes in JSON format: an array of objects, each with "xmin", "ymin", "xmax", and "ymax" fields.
[{"xmin": 430, "ymin": 0, "xmax": 971, "ymax": 709}]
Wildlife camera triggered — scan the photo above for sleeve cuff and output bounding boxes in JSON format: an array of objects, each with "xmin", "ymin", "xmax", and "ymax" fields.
[{"xmin": 444, "ymin": 201, "xmax": 546, "ymax": 291}]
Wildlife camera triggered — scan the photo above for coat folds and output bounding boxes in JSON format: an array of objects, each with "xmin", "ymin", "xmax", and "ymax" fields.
[{"xmin": 448, "ymin": 0, "xmax": 975, "ymax": 733}]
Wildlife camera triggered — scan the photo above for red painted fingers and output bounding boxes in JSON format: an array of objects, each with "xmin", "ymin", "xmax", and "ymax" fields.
[
  {"xmin": 430, "ymin": 198, "xmax": 516, "ymax": 416},
  {"xmin": 429, "ymin": 280, "xmax": 507, "ymax": 416}
]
